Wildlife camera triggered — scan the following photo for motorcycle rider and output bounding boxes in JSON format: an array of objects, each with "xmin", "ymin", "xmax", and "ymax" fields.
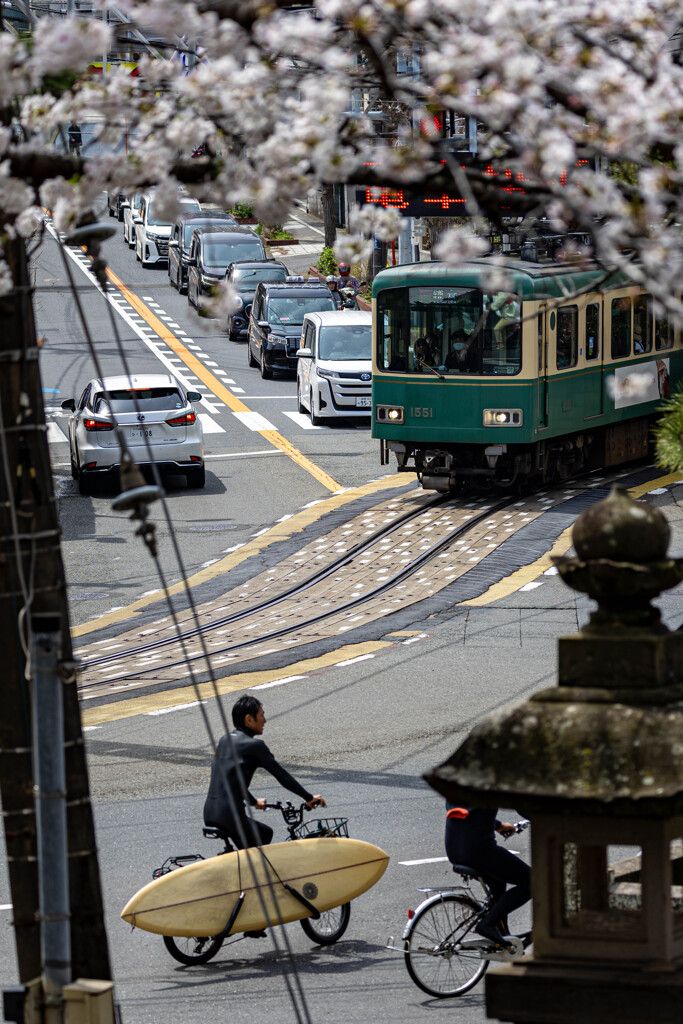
[{"xmin": 337, "ymin": 262, "xmax": 361, "ymax": 292}]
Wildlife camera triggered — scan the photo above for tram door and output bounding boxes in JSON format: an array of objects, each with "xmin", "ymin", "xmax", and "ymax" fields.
[
  {"xmin": 582, "ymin": 300, "xmax": 604, "ymax": 418},
  {"xmin": 536, "ymin": 306, "xmax": 548, "ymax": 427}
]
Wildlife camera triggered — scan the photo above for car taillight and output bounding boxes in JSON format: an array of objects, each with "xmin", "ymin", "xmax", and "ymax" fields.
[
  {"xmin": 83, "ymin": 418, "xmax": 114, "ymax": 431},
  {"xmin": 166, "ymin": 411, "xmax": 196, "ymax": 426}
]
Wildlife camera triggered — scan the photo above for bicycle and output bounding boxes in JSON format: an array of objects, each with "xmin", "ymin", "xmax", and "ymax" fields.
[
  {"xmin": 154, "ymin": 801, "xmax": 351, "ymax": 966},
  {"xmin": 390, "ymin": 820, "xmax": 531, "ymax": 998}
]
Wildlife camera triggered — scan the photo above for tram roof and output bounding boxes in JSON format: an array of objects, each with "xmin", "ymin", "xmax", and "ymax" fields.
[{"xmin": 371, "ymin": 258, "xmax": 627, "ymax": 300}]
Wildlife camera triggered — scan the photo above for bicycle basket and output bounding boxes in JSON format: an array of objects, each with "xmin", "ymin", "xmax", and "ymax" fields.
[{"xmin": 293, "ymin": 817, "xmax": 349, "ymax": 839}]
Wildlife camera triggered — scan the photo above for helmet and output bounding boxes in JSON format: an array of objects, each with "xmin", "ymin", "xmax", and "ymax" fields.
[
  {"xmin": 338, "ymin": 263, "xmax": 350, "ymax": 274},
  {"xmin": 326, "ymin": 275, "xmax": 337, "ymax": 283}
]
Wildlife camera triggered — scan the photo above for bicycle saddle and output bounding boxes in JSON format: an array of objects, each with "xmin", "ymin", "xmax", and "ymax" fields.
[
  {"xmin": 203, "ymin": 826, "xmax": 229, "ymax": 840},
  {"xmin": 451, "ymin": 863, "xmax": 481, "ymax": 878}
]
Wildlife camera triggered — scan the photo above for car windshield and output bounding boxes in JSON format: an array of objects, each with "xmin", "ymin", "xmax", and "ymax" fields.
[
  {"xmin": 318, "ymin": 324, "xmax": 372, "ymax": 361},
  {"xmin": 204, "ymin": 241, "xmax": 265, "ymax": 268},
  {"xmin": 147, "ymin": 199, "xmax": 199, "ymax": 227},
  {"xmin": 183, "ymin": 220, "xmax": 235, "ymax": 246},
  {"xmin": 377, "ymin": 285, "xmax": 522, "ymax": 376},
  {"xmin": 93, "ymin": 387, "xmax": 185, "ymax": 414},
  {"xmin": 268, "ymin": 295, "xmax": 336, "ymax": 325},
  {"xmin": 234, "ymin": 266, "xmax": 287, "ymax": 286}
]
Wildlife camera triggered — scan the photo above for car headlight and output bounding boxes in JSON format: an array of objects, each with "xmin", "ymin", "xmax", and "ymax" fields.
[
  {"xmin": 146, "ymin": 230, "xmax": 162, "ymax": 240},
  {"xmin": 317, "ymin": 368, "xmax": 340, "ymax": 379},
  {"xmin": 483, "ymin": 409, "xmax": 523, "ymax": 426},
  {"xmin": 232, "ymin": 296, "xmax": 244, "ymax": 309},
  {"xmin": 268, "ymin": 334, "xmax": 287, "ymax": 347}
]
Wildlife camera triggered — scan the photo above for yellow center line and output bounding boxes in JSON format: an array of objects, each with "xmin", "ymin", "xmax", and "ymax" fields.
[
  {"xmin": 105, "ymin": 266, "xmax": 341, "ymax": 492},
  {"xmin": 461, "ymin": 471, "xmax": 683, "ymax": 607}
]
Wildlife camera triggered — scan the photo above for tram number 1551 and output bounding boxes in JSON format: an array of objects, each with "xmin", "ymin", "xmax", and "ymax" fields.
[{"xmin": 410, "ymin": 407, "xmax": 434, "ymax": 418}]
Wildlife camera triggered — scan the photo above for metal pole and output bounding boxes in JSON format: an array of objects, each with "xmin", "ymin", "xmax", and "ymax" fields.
[{"xmin": 31, "ymin": 615, "xmax": 71, "ymax": 1022}]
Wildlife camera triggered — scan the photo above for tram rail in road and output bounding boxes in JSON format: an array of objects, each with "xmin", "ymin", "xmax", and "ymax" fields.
[{"xmin": 74, "ymin": 474, "xmax": 629, "ymax": 703}]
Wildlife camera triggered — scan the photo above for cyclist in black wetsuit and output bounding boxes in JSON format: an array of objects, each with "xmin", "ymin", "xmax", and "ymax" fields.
[
  {"xmin": 445, "ymin": 804, "xmax": 530, "ymax": 947},
  {"xmin": 203, "ymin": 695, "xmax": 326, "ymax": 851}
]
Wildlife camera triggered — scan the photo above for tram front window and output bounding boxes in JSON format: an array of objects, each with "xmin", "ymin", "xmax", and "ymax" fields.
[{"xmin": 378, "ymin": 286, "xmax": 522, "ymax": 375}]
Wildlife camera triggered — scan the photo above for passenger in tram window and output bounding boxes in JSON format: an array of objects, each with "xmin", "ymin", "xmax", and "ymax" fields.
[
  {"xmin": 490, "ymin": 292, "xmax": 520, "ymax": 360},
  {"xmin": 444, "ymin": 329, "xmax": 477, "ymax": 372},
  {"xmin": 415, "ymin": 332, "xmax": 439, "ymax": 368}
]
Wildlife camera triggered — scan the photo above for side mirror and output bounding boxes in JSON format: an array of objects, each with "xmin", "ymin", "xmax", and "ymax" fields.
[
  {"xmin": 258, "ymin": 320, "xmax": 269, "ymax": 328},
  {"xmin": 133, "ymin": 216, "xmax": 143, "ymax": 224},
  {"xmin": 297, "ymin": 347, "xmax": 312, "ymax": 358},
  {"xmin": 186, "ymin": 391, "xmax": 202, "ymax": 402},
  {"xmin": 186, "ymin": 257, "xmax": 197, "ymax": 267},
  {"xmin": 61, "ymin": 398, "xmax": 76, "ymax": 412},
  {"xmin": 168, "ymin": 239, "xmax": 178, "ymax": 248},
  {"xmin": 120, "ymin": 201, "xmax": 130, "ymax": 210}
]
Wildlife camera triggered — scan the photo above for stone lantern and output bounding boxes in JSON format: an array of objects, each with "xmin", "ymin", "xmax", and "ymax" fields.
[{"xmin": 426, "ymin": 485, "xmax": 683, "ymax": 1023}]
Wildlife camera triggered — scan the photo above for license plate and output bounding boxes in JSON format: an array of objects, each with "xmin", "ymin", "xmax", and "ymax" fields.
[
  {"xmin": 355, "ymin": 396, "xmax": 372, "ymax": 408},
  {"xmin": 130, "ymin": 428, "xmax": 153, "ymax": 439}
]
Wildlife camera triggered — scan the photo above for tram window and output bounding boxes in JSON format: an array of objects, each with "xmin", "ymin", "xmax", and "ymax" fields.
[
  {"xmin": 556, "ymin": 305, "xmax": 578, "ymax": 369},
  {"xmin": 538, "ymin": 313, "xmax": 544, "ymax": 372},
  {"xmin": 377, "ymin": 285, "xmax": 522, "ymax": 375},
  {"xmin": 656, "ymin": 316, "xmax": 673, "ymax": 351},
  {"xmin": 611, "ymin": 297, "xmax": 632, "ymax": 358},
  {"xmin": 585, "ymin": 303, "xmax": 600, "ymax": 360},
  {"xmin": 633, "ymin": 295, "xmax": 653, "ymax": 354}
]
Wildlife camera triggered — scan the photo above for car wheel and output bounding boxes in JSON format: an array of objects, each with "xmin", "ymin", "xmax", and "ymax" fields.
[
  {"xmin": 260, "ymin": 348, "xmax": 273, "ymax": 380},
  {"xmin": 310, "ymin": 390, "xmax": 322, "ymax": 426},
  {"xmin": 117, "ymin": 206, "xmax": 124, "ymax": 222},
  {"xmin": 135, "ymin": 245, "xmax": 141, "ymax": 262},
  {"xmin": 247, "ymin": 339, "xmax": 258, "ymax": 368},
  {"xmin": 70, "ymin": 451, "xmax": 78, "ymax": 480},
  {"xmin": 186, "ymin": 465, "xmax": 206, "ymax": 489},
  {"xmin": 78, "ymin": 467, "xmax": 92, "ymax": 495},
  {"xmin": 188, "ymin": 280, "xmax": 195, "ymax": 307},
  {"xmin": 129, "ymin": 233, "xmax": 136, "ymax": 250},
  {"xmin": 297, "ymin": 378, "xmax": 306, "ymax": 414}
]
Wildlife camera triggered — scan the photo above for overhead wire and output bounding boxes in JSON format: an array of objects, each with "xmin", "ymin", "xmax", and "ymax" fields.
[{"xmin": 55, "ymin": 231, "xmax": 314, "ymax": 1024}]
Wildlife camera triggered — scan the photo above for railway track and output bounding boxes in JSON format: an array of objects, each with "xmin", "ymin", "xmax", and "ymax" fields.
[{"xmin": 77, "ymin": 478, "xmax": 596, "ymax": 703}]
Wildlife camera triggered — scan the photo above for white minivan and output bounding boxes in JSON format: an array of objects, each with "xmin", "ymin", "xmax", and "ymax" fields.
[
  {"xmin": 296, "ymin": 310, "xmax": 372, "ymax": 424},
  {"xmin": 134, "ymin": 193, "xmax": 200, "ymax": 268}
]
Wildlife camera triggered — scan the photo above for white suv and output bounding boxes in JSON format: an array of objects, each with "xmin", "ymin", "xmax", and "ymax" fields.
[
  {"xmin": 134, "ymin": 193, "xmax": 200, "ymax": 267},
  {"xmin": 296, "ymin": 310, "xmax": 372, "ymax": 424}
]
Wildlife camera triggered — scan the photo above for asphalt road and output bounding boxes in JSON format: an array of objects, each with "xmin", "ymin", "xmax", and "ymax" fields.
[{"xmin": 3, "ymin": 202, "xmax": 683, "ymax": 1023}]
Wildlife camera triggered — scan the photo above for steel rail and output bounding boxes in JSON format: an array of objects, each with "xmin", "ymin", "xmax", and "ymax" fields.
[
  {"xmin": 79, "ymin": 494, "xmax": 514, "ymax": 687},
  {"xmin": 82, "ymin": 490, "xmax": 450, "ymax": 668}
]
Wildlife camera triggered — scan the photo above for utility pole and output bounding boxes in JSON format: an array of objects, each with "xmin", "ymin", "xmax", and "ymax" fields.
[{"xmin": 0, "ymin": 235, "xmax": 111, "ymax": 986}]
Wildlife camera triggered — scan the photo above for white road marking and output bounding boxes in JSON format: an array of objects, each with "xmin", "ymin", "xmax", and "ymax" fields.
[
  {"xmin": 254, "ymin": 675, "xmax": 306, "ymax": 689},
  {"xmin": 199, "ymin": 396, "xmax": 221, "ymax": 414},
  {"xmin": 230, "ymin": 387, "xmax": 245, "ymax": 394},
  {"xmin": 203, "ymin": 450, "xmax": 282, "ymax": 459},
  {"xmin": 402, "ymin": 633, "xmax": 428, "ymax": 645},
  {"xmin": 399, "ymin": 857, "xmax": 449, "ymax": 866},
  {"xmin": 282, "ymin": 411, "xmax": 323, "ymax": 430},
  {"xmin": 0, "ymin": 904, "xmax": 13, "ymax": 911},
  {"xmin": 520, "ymin": 581, "xmax": 543, "ymax": 591},
  {"xmin": 198, "ymin": 413, "xmax": 225, "ymax": 434},
  {"xmin": 47, "ymin": 421, "xmax": 68, "ymax": 443},
  {"xmin": 336, "ymin": 654, "xmax": 376, "ymax": 667},
  {"xmin": 232, "ymin": 410, "xmax": 276, "ymax": 431},
  {"xmin": 147, "ymin": 701, "xmax": 203, "ymax": 716}
]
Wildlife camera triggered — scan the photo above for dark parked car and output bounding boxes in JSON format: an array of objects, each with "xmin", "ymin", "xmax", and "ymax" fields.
[
  {"xmin": 187, "ymin": 227, "xmax": 267, "ymax": 312},
  {"xmin": 167, "ymin": 210, "xmax": 238, "ymax": 293},
  {"xmin": 247, "ymin": 279, "xmax": 337, "ymax": 378},
  {"xmin": 225, "ymin": 260, "xmax": 288, "ymax": 339},
  {"xmin": 107, "ymin": 191, "xmax": 126, "ymax": 220}
]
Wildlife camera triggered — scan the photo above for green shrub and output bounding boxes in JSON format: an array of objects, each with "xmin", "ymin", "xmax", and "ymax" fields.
[
  {"xmin": 317, "ymin": 246, "xmax": 338, "ymax": 276},
  {"xmin": 230, "ymin": 201, "xmax": 254, "ymax": 219}
]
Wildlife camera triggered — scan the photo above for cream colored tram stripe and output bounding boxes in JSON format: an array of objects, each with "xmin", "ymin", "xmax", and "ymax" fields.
[{"xmin": 104, "ymin": 267, "xmax": 340, "ymax": 492}]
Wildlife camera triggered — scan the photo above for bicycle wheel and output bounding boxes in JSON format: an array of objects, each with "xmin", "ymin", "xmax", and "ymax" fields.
[
  {"xmin": 163, "ymin": 934, "xmax": 224, "ymax": 965},
  {"xmin": 404, "ymin": 894, "xmax": 488, "ymax": 998},
  {"xmin": 300, "ymin": 902, "xmax": 350, "ymax": 945}
]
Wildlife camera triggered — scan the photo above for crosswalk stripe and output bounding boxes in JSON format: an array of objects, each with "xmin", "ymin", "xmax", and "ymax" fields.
[
  {"xmin": 47, "ymin": 422, "xmax": 69, "ymax": 444},
  {"xmin": 197, "ymin": 413, "xmax": 225, "ymax": 434},
  {"xmin": 232, "ymin": 410, "xmax": 276, "ymax": 432},
  {"xmin": 281, "ymin": 410, "xmax": 323, "ymax": 430}
]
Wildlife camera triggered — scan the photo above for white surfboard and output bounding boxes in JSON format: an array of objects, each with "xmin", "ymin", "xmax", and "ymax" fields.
[{"xmin": 121, "ymin": 837, "xmax": 389, "ymax": 937}]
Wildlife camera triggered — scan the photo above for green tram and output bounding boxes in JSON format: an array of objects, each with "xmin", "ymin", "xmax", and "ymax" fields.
[{"xmin": 371, "ymin": 259, "xmax": 679, "ymax": 491}]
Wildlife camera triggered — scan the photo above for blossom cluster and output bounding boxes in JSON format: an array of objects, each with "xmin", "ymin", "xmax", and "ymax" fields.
[{"xmin": 0, "ymin": 0, "xmax": 682, "ymax": 307}]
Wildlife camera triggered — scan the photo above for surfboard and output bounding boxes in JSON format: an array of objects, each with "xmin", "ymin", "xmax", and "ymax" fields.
[{"xmin": 121, "ymin": 837, "xmax": 389, "ymax": 937}]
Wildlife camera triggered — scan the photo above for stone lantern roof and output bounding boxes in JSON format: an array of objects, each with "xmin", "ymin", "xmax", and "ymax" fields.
[{"xmin": 426, "ymin": 485, "xmax": 683, "ymax": 819}]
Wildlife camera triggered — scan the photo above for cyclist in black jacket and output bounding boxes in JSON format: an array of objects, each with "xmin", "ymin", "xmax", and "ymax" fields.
[
  {"xmin": 203, "ymin": 695, "xmax": 326, "ymax": 851},
  {"xmin": 445, "ymin": 803, "xmax": 530, "ymax": 948}
]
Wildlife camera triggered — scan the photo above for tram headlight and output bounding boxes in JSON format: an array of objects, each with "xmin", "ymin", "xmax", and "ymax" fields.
[
  {"xmin": 376, "ymin": 405, "xmax": 404, "ymax": 424},
  {"xmin": 483, "ymin": 409, "xmax": 523, "ymax": 427}
]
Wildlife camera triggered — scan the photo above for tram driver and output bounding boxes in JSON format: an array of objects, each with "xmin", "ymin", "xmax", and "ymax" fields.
[{"xmin": 444, "ymin": 329, "xmax": 477, "ymax": 372}]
